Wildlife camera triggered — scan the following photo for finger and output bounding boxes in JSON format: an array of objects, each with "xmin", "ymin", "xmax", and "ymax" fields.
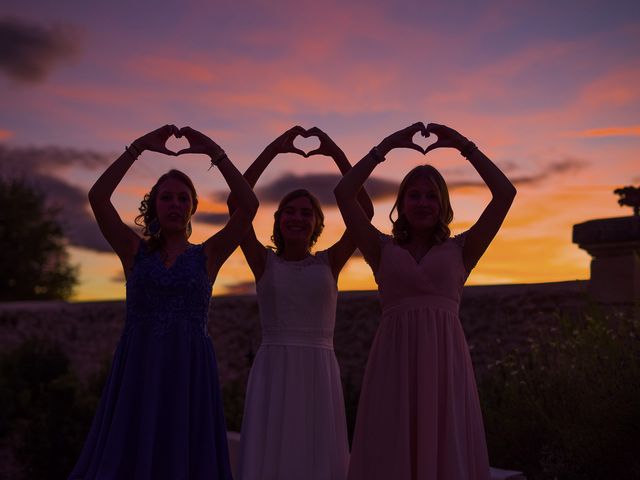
[
  {"xmin": 425, "ymin": 123, "xmax": 443, "ymax": 134},
  {"xmin": 290, "ymin": 147, "xmax": 307, "ymax": 157},
  {"xmin": 161, "ymin": 124, "xmax": 175, "ymax": 138},
  {"xmin": 308, "ymin": 127, "xmax": 327, "ymax": 141},
  {"xmin": 423, "ymin": 140, "xmax": 443, "ymax": 154},
  {"xmin": 175, "ymin": 148, "xmax": 194, "ymax": 156},
  {"xmin": 289, "ymin": 125, "xmax": 306, "ymax": 134},
  {"xmin": 405, "ymin": 143, "xmax": 426, "ymax": 154},
  {"xmin": 306, "ymin": 148, "xmax": 322, "ymax": 157}
]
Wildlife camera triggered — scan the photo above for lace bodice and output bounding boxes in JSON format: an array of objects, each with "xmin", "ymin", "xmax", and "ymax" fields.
[
  {"xmin": 124, "ymin": 242, "xmax": 212, "ymax": 337},
  {"xmin": 256, "ymin": 249, "xmax": 337, "ymax": 349}
]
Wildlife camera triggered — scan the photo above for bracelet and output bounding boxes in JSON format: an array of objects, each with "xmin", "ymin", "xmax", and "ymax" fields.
[
  {"xmin": 369, "ymin": 146, "xmax": 385, "ymax": 164},
  {"xmin": 208, "ymin": 150, "xmax": 228, "ymax": 170},
  {"xmin": 459, "ymin": 141, "xmax": 478, "ymax": 159},
  {"xmin": 125, "ymin": 144, "xmax": 141, "ymax": 159}
]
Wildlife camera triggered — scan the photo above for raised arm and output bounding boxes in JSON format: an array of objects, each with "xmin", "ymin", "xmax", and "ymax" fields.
[
  {"xmin": 424, "ymin": 123, "xmax": 517, "ymax": 272},
  {"xmin": 88, "ymin": 124, "xmax": 179, "ymax": 273},
  {"xmin": 176, "ymin": 127, "xmax": 259, "ymax": 282},
  {"xmin": 334, "ymin": 123, "xmax": 426, "ymax": 272},
  {"xmin": 305, "ymin": 127, "xmax": 374, "ymax": 279},
  {"xmin": 228, "ymin": 125, "xmax": 307, "ymax": 280}
]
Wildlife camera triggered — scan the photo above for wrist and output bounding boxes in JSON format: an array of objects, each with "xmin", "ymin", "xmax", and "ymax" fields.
[
  {"xmin": 369, "ymin": 146, "xmax": 386, "ymax": 163},
  {"xmin": 376, "ymin": 141, "xmax": 392, "ymax": 157},
  {"xmin": 459, "ymin": 140, "xmax": 478, "ymax": 159},
  {"xmin": 131, "ymin": 140, "xmax": 145, "ymax": 153},
  {"xmin": 208, "ymin": 149, "xmax": 228, "ymax": 169},
  {"xmin": 125, "ymin": 143, "xmax": 142, "ymax": 160}
]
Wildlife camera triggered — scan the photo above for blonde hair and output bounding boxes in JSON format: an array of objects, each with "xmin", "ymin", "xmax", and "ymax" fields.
[{"xmin": 389, "ymin": 165, "xmax": 453, "ymax": 245}]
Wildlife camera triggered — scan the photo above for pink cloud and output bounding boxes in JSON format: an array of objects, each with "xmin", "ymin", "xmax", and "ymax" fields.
[
  {"xmin": 0, "ymin": 129, "xmax": 14, "ymax": 141},
  {"xmin": 576, "ymin": 65, "xmax": 640, "ymax": 109}
]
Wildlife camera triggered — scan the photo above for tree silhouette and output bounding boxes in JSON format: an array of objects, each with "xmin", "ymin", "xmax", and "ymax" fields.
[
  {"xmin": 0, "ymin": 177, "xmax": 77, "ymax": 301},
  {"xmin": 614, "ymin": 185, "xmax": 640, "ymax": 216}
]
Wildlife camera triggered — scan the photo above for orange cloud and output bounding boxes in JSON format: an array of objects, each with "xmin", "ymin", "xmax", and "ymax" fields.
[{"xmin": 573, "ymin": 125, "xmax": 640, "ymax": 138}]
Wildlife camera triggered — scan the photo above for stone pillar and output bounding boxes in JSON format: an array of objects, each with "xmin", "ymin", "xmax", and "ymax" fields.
[{"xmin": 573, "ymin": 216, "xmax": 640, "ymax": 304}]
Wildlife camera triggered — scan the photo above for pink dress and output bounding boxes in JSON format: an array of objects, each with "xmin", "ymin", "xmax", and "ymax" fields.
[
  {"xmin": 347, "ymin": 233, "xmax": 490, "ymax": 480},
  {"xmin": 237, "ymin": 249, "xmax": 349, "ymax": 480}
]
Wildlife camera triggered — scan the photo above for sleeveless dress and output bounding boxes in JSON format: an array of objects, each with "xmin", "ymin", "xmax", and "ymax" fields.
[
  {"xmin": 237, "ymin": 249, "xmax": 349, "ymax": 480},
  {"xmin": 348, "ymin": 233, "xmax": 490, "ymax": 480},
  {"xmin": 69, "ymin": 243, "xmax": 232, "ymax": 480}
]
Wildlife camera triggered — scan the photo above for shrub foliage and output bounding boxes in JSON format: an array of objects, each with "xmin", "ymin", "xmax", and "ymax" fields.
[{"xmin": 479, "ymin": 306, "xmax": 640, "ymax": 479}]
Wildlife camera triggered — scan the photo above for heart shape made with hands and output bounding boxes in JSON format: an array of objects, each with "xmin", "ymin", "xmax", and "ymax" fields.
[
  {"xmin": 165, "ymin": 134, "xmax": 192, "ymax": 155},
  {"xmin": 412, "ymin": 130, "xmax": 438, "ymax": 153},
  {"xmin": 292, "ymin": 132, "xmax": 321, "ymax": 157}
]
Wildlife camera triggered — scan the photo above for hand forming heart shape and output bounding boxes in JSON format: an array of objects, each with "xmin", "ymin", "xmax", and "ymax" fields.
[
  {"xmin": 379, "ymin": 122, "xmax": 469, "ymax": 156},
  {"xmin": 164, "ymin": 133, "xmax": 191, "ymax": 155},
  {"xmin": 292, "ymin": 131, "xmax": 321, "ymax": 157},
  {"xmin": 133, "ymin": 125, "xmax": 225, "ymax": 158},
  {"xmin": 280, "ymin": 126, "xmax": 341, "ymax": 158},
  {"xmin": 412, "ymin": 130, "xmax": 438, "ymax": 153}
]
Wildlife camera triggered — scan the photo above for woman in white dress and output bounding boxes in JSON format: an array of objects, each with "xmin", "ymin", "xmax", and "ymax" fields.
[{"xmin": 232, "ymin": 126, "xmax": 372, "ymax": 480}]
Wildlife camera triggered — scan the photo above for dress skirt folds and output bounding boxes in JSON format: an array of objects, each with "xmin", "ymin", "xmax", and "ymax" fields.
[
  {"xmin": 237, "ymin": 250, "xmax": 349, "ymax": 480},
  {"xmin": 347, "ymin": 234, "xmax": 490, "ymax": 480},
  {"xmin": 68, "ymin": 243, "xmax": 232, "ymax": 480}
]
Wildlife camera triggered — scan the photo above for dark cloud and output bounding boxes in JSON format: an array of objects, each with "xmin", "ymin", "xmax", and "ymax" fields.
[
  {"xmin": 254, "ymin": 173, "xmax": 399, "ymax": 204},
  {"xmin": 195, "ymin": 211, "xmax": 229, "ymax": 226},
  {"xmin": 509, "ymin": 158, "xmax": 588, "ymax": 186},
  {"xmin": 0, "ymin": 144, "xmax": 110, "ymax": 170},
  {"xmin": 0, "ymin": 145, "xmax": 113, "ymax": 252},
  {"xmin": 212, "ymin": 157, "xmax": 591, "ymax": 210},
  {"xmin": 0, "ymin": 17, "xmax": 82, "ymax": 83},
  {"xmin": 222, "ymin": 281, "xmax": 256, "ymax": 296}
]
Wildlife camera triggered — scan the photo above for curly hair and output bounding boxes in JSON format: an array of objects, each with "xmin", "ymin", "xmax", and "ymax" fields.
[
  {"xmin": 271, "ymin": 189, "xmax": 324, "ymax": 256},
  {"xmin": 134, "ymin": 169, "xmax": 198, "ymax": 251},
  {"xmin": 389, "ymin": 165, "xmax": 453, "ymax": 245}
]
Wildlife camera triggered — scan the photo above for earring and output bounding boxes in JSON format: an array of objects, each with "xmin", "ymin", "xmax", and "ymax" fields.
[{"xmin": 149, "ymin": 218, "xmax": 161, "ymax": 238}]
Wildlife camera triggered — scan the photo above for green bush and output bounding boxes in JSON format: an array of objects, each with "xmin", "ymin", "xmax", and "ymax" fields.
[
  {"xmin": 0, "ymin": 338, "xmax": 104, "ymax": 480},
  {"xmin": 479, "ymin": 306, "xmax": 640, "ymax": 479},
  {"xmin": 221, "ymin": 378, "xmax": 246, "ymax": 433}
]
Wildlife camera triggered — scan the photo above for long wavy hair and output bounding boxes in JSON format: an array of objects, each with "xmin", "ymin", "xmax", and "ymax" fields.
[
  {"xmin": 270, "ymin": 189, "xmax": 325, "ymax": 256},
  {"xmin": 134, "ymin": 169, "xmax": 198, "ymax": 251},
  {"xmin": 389, "ymin": 165, "xmax": 453, "ymax": 245}
]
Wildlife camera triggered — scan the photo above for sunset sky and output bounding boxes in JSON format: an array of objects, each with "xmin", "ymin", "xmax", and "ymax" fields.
[{"xmin": 1, "ymin": 0, "xmax": 639, "ymax": 300}]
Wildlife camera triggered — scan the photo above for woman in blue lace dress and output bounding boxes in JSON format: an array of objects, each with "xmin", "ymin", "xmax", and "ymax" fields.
[{"xmin": 69, "ymin": 125, "xmax": 258, "ymax": 480}]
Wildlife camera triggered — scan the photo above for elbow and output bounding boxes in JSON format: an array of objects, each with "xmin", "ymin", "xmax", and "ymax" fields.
[
  {"xmin": 87, "ymin": 187, "xmax": 100, "ymax": 208},
  {"xmin": 490, "ymin": 183, "xmax": 516, "ymax": 207},
  {"xmin": 496, "ymin": 184, "xmax": 517, "ymax": 205},
  {"xmin": 334, "ymin": 183, "xmax": 348, "ymax": 204},
  {"xmin": 246, "ymin": 196, "xmax": 259, "ymax": 219}
]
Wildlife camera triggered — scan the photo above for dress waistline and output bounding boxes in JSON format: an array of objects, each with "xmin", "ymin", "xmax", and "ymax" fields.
[
  {"xmin": 261, "ymin": 333, "xmax": 334, "ymax": 350},
  {"xmin": 382, "ymin": 295, "xmax": 459, "ymax": 316}
]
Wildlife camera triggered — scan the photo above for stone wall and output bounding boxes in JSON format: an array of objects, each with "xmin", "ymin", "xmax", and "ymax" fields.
[{"xmin": 0, "ymin": 280, "xmax": 590, "ymax": 389}]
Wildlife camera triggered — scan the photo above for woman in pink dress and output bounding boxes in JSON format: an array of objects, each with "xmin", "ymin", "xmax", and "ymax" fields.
[
  {"xmin": 231, "ymin": 126, "xmax": 372, "ymax": 480},
  {"xmin": 335, "ymin": 122, "xmax": 517, "ymax": 480}
]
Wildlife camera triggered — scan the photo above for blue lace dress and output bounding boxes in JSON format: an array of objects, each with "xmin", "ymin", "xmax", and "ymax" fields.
[{"xmin": 69, "ymin": 242, "xmax": 232, "ymax": 480}]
